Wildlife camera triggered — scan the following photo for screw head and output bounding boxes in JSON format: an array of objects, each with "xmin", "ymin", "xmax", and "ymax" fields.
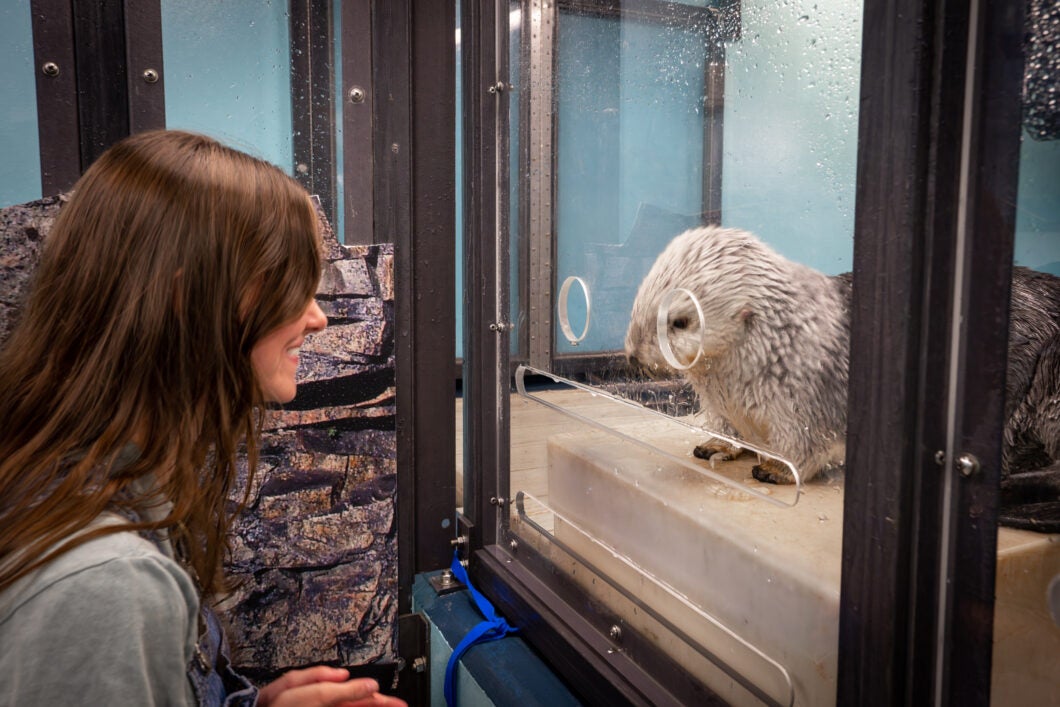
[
  {"xmin": 142, "ymin": 68, "xmax": 159, "ymax": 83},
  {"xmin": 348, "ymin": 86, "xmax": 366, "ymax": 103},
  {"xmin": 42, "ymin": 62, "xmax": 60, "ymax": 77},
  {"xmin": 609, "ymin": 625, "xmax": 623, "ymax": 642},
  {"xmin": 957, "ymin": 453, "xmax": 980, "ymax": 477}
]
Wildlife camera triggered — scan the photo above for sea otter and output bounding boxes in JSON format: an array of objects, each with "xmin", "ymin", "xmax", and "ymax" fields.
[
  {"xmin": 625, "ymin": 226, "xmax": 850, "ymax": 484},
  {"xmin": 625, "ymin": 226, "xmax": 1060, "ymax": 530}
]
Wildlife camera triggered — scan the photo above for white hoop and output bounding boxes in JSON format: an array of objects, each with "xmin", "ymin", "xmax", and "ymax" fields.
[
  {"xmin": 655, "ymin": 287, "xmax": 706, "ymax": 370},
  {"xmin": 557, "ymin": 276, "xmax": 592, "ymax": 345}
]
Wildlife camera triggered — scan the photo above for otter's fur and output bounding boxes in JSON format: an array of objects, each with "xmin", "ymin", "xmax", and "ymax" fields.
[
  {"xmin": 627, "ymin": 226, "xmax": 1060, "ymax": 528},
  {"xmin": 625, "ymin": 226, "xmax": 851, "ymax": 484}
]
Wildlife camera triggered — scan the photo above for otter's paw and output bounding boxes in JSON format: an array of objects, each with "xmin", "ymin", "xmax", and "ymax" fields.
[
  {"xmin": 752, "ymin": 458, "xmax": 796, "ymax": 485},
  {"xmin": 693, "ymin": 439, "xmax": 741, "ymax": 462}
]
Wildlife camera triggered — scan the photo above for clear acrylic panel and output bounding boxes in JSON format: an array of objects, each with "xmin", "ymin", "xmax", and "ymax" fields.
[
  {"xmin": 505, "ymin": 1, "xmax": 861, "ymax": 703},
  {"xmin": 992, "ymin": 0, "xmax": 1060, "ymax": 699}
]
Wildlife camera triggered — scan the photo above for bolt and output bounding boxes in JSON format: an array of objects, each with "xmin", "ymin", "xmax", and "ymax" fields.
[
  {"xmin": 412, "ymin": 656, "xmax": 427, "ymax": 673},
  {"xmin": 42, "ymin": 62, "xmax": 60, "ymax": 77},
  {"xmin": 609, "ymin": 625, "xmax": 623, "ymax": 642},
  {"xmin": 142, "ymin": 68, "xmax": 159, "ymax": 84},
  {"xmin": 509, "ymin": 539, "xmax": 519, "ymax": 552},
  {"xmin": 348, "ymin": 86, "xmax": 366, "ymax": 103},
  {"xmin": 957, "ymin": 453, "xmax": 980, "ymax": 477}
]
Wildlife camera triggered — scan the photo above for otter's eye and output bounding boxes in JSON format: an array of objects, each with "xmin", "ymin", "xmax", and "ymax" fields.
[{"xmin": 671, "ymin": 317, "xmax": 689, "ymax": 330}]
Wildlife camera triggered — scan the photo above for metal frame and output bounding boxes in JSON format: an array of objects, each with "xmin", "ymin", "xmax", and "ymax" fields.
[
  {"xmin": 339, "ymin": 1, "xmax": 376, "ymax": 246},
  {"xmin": 378, "ymin": 0, "xmax": 459, "ymax": 612},
  {"xmin": 31, "ymin": 0, "xmax": 165, "ymax": 193},
  {"xmin": 466, "ymin": 0, "xmax": 1026, "ymax": 703},
  {"xmin": 839, "ymin": 0, "xmax": 1025, "ymax": 702},
  {"xmin": 460, "ymin": 0, "xmax": 508, "ymax": 551},
  {"xmin": 519, "ymin": 0, "xmax": 735, "ymax": 373},
  {"xmin": 289, "ymin": 0, "xmax": 337, "ymax": 225}
]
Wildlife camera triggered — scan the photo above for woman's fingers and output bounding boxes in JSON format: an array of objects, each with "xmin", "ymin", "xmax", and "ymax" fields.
[{"xmin": 258, "ymin": 667, "xmax": 382, "ymax": 707}]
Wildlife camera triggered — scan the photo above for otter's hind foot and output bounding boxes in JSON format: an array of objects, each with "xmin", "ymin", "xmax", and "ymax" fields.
[
  {"xmin": 752, "ymin": 458, "xmax": 796, "ymax": 485},
  {"xmin": 693, "ymin": 438, "xmax": 742, "ymax": 463}
]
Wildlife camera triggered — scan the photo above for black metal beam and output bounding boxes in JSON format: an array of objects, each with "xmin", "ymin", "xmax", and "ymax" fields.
[
  {"xmin": 339, "ymin": 1, "xmax": 375, "ymax": 246},
  {"xmin": 290, "ymin": 0, "xmax": 336, "ymax": 223},
  {"xmin": 380, "ymin": 0, "xmax": 457, "ymax": 614},
  {"xmin": 839, "ymin": 0, "xmax": 948, "ymax": 700},
  {"xmin": 408, "ymin": 0, "xmax": 457, "ymax": 577},
  {"xmin": 941, "ymin": 0, "xmax": 1025, "ymax": 699},
  {"xmin": 30, "ymin": 0, "xmax": 80, "ymax": 194},
  {"xmin": 123, "ymin": 0, "xmax": 165, "ymax": 134},
  {"xmin": 460, "ymin": 0, "xmax": 505, "ymax": 549},
  {"xmin": 31, "ymin": 0, "xmax": 164, "ymax": 193},
  {"xmin": 840, "ymin": 0, "xmax": 1024, "ymax": 703},
  {"xmin": 71, "ymin": 0, "xmax": 129, "ymax": 168}
]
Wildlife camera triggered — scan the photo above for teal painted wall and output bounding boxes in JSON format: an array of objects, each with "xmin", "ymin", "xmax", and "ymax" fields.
[
  {"xmin": 160, "ymin": 0, "xmax": 293, "ymax": 169},
  {"xmin": 0, "ymin": 1, "xmax": 42, "ymax": 209},
  {"xmin": 0, "ymin": 1, "xmax": 294, "ymax": 210}
]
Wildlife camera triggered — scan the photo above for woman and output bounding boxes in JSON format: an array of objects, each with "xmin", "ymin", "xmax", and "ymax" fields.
[{"xmin": 0, "ymin": 130, "xmax": 405, "ymax": 706}]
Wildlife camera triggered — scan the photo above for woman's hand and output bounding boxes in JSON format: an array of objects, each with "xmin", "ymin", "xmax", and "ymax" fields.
[{"xmin": 257, "ymin": 666, "xmax": 408, "ymax": 707}]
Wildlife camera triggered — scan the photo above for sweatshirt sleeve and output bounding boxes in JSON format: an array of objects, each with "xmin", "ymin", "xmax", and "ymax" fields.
[{"xmin": 0, "ymin": 545, "xmax": 200, "ymax": 706}]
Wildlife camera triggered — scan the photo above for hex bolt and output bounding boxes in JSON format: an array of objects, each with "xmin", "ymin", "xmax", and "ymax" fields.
[{"xmin": 957, "ymin": 453, "xmax": 980, "ymax": 477}]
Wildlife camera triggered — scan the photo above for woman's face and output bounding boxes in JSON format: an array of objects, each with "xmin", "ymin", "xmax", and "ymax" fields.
[{"xmin": 251, "ymin": 298, "xmax": 328, "ymax": 403}]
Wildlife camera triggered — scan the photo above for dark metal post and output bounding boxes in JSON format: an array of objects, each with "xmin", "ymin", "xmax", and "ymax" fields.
[
  {"xmin": 339, "ymin": 1, "xmax": 375, "ymax": 246},
  {"xmin": 290, "ymin": 0, "xmax": 336, "ymax": 223},
  {"xmin": 840, "ymin": 0, "xmax": 1025, "ymax": 702},
  {"xmin": 373, "ymin": 0, "xmax": 458, "ymax": 612}
]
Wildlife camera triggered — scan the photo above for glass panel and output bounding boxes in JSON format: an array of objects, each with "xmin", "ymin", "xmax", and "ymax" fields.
[
  {"xmin": 505, "ymin": 1, "xmax": 862, "ymax": 702},
  {"xmin": 992, "ymin": 1, "xmax": 1060, "ymax": 698},
  {"xmin": 0, "ymin": 2, "xmax": 42, "ymax": 208},
  {"xmin": 160, "ymin": 0, "xmax": 293, "ymax": 170}
]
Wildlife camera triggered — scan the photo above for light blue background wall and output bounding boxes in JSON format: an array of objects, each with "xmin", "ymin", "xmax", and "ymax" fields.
[
  {"xmin": 1015, "ymin": 138, "xmax": 1060, "ymax": 274},
  {"xmin": 0, "ymin": 1, "xmax": 293, "ymax": 210},
  {"xmin": 160, "ymin": 0, "xmax": 292, "ymax": 170},
  {"xmin": 0, "ymin": 1, "xmax": 42, "ymax": 209},
  {"xmin": 722, "ymin": 0, "xmax": 862, "ymax": 275}
]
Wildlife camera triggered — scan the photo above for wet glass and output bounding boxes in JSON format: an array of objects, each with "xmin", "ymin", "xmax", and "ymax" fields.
[{"xmin": 501, "ymin": 1, "xmax": 862, "ymax": 703}]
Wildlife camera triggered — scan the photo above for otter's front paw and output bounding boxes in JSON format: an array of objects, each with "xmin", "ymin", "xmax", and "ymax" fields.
[
  {"xmin": 752, "ymin": 458, "xmax": 795, "ymax": 484},
  {"xmin": 693, "ymin": 439, "xmax": 742, "ymax": 462}
]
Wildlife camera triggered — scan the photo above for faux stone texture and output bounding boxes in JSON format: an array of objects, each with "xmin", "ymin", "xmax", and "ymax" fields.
[{"xmin": 0, "ymin": 194, "xmax": 397, "ymax": 680}]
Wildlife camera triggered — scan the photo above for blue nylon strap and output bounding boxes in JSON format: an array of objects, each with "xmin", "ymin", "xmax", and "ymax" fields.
[{"xmin": 443, "ymin": 550, "xmax": 518, "ymax": 707}]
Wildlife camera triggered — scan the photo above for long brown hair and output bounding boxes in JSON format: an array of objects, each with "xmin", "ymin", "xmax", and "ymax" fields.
[{"xmin": 0, "ymin": 130, "xmax": 322, "ymax": 595}]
